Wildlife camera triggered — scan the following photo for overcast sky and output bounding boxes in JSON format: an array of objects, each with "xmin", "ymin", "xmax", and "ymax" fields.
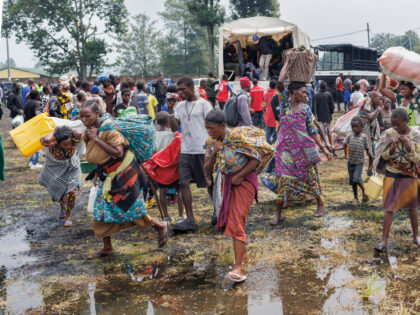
[{"xmin": 1, "ymin": 0, "xmax": 419, "ymax": 68}]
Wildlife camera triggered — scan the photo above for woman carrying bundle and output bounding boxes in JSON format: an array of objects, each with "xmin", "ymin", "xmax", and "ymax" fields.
[
  {"xmin": 204, "ymin": 109, "xmax": 274, "ymax": 282},
  {"xmin": 79, "ymin": 100, "xmax": 168, "ymax": 259},
  {"xmin": 271, "ymin": 56, "xmax": 332, "ymax": 225},
  {"xmin": 373, "ymin": 108, "xmax": 420, "ymax": 251},
  {"xmin": 379, "ymin": 73, "xmax": 420, "ymax": 126}
]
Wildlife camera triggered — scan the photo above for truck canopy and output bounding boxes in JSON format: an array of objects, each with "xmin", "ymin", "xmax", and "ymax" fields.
[{"xmin": 218, "ymin": 16, "xmax": 311, "ymax": 79}]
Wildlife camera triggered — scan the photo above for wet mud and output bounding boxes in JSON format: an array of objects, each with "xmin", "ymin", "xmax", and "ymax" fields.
[{"xmin": 0, "ymin": 112, "xmax": 419, "ymax": 314}]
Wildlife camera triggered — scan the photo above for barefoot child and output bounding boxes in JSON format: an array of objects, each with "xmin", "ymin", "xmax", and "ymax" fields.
[
  {"xmin": 39, "ymin": 126, "xmax": 82, "ymax": 227},
  {"xmin": 143, "ymin": 111, "xmax": 184, "ymax": 221},
  {"xmin": 335, "ymin": 116, "xmax": 374, "ymax": 202},
  {"xmin": 373, "ymin": 108, "xmax": 420, "ymax": 251}
]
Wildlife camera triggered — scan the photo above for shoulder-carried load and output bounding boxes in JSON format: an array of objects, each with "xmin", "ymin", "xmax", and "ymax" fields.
[
  {"xmin": 98, "ymin": 114, "xmax": 155, "ymax": 163},
  {"xmin": 284, "ymin": 47, "xmax": 318, "ymax": 83},
  {"xmin": 379, "ymin": 46, "xmax": 420, "ymax": 88}
]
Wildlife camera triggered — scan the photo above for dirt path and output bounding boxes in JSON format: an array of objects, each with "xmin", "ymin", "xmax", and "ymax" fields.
[{"xmin": 0, "ymin": 111, "xmax": 418, "ymax": 314}]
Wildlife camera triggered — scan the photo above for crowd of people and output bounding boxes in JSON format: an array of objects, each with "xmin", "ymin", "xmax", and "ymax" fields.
[{"xmin": 1, "ymin": 58, "xmax": 420, "ymax": 283}]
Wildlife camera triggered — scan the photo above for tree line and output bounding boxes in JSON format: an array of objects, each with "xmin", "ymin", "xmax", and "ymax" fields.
[{"xmin": 1, "ymin": 0, "xmax": 280, "ymax": 80}]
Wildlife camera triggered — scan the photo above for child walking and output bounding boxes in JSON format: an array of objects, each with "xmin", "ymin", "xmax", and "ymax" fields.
[
  {"xmin": 335, "ymin": 116, "xmax": 374, "ymax": 202},
  {"xmin": 143, "ymin": 111, "xmax": 184, "ymax": 221},
  {"xmin": 39, "ymin": 126, "xmax": 82, "ymax": 227},
  {"xmin": 373, "ymin": 108, "xmax": 420, "ymax": 251}
]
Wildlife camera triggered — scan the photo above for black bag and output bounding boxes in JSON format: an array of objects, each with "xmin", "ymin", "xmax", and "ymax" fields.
[{"xmin": 223, "ymin": 92, "xmax": 244, "ymax": 127}]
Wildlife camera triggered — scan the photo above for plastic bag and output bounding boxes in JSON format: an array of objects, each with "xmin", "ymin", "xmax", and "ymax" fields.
[
  {"xmin": 87, "ymin": 186, "xmax": 97, "ymax": 213},
  {"xmin": 379, "ymin": 46, "xmax": 420, "ymax": 89},
  {"xmin": 212, "ymin": 170, "xmax": 223, "ymax": 218},
  {"xmin": 331, "ymin": 107, "xmax": 359, "ymax": 137},
  {"xmin": 11, "ymin": 114, "xmax": 24, "ymax": 128}
]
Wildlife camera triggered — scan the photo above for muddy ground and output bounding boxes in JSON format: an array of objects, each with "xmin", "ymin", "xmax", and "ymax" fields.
[{"xmin": 0, "ymin": 110, "xmax": 419, "ymax": 314}]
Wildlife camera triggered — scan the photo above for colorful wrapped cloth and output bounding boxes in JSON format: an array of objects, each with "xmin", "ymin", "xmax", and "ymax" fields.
[
  {"xmin": 278, "ymin": 164, "xmax": 321, "ymax": 203},
  {"xmin": 275, "ymin": 103, "xmax": 320, "ymax": 181},
  {"xmin": 95, "ymin": 150, "xmax": 148, "ymax": 216},
  {"xmin": 98, "ymin": 114, "xmax": 155, "ymax": 163},
  {"xmin": 205, "ymin": 126, "xmax": 274, "ymax": 175},
  {"xmin": 383, "ymin": 174, "xmax": 420, "ymax": 212},
  {"xmin": 275, "ymin": 101, "xmax": 322, "ymax": 203},
  {"xmin": 143, "ymin": 132, "xmax": 181, "ymax": 185}
]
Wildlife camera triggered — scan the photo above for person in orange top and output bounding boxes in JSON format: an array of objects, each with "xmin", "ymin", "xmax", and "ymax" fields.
[
  {"xmin": 197, "ymin": 79, "xmax": 208, "ymax": 100},
  {"xmin": 250, "ymin": 79, "xmax": 265, "ymax": 128}
]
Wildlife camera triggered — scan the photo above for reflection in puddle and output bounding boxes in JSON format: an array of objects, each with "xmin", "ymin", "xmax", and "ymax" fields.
[{"xmin": 0, "ymin": 227, "xmax": 42, "ymax": 313}]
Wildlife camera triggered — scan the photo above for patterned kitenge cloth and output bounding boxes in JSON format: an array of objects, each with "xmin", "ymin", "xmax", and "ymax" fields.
[
  {"xmin": 275, "ymin": 100, "xmax": 322, "ymax": 203},
  {"xmin": 98, "ymin": 114, "xmax": 155, "ymax": 163},
  {"xmin": 205, "ymin": 126, "xmax": 274, "ymax": 175},
  {"xmin": 93, "ymin": 150, "xmax": 148, "ymax": 224}
]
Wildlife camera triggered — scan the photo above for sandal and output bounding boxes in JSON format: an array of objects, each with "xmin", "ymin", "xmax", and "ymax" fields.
[
  {"xmin": 158, "ymin": 221, "xmax": 169, "ymax": 248},
  {"xmin": 374, "ymin": 243, "xmax": 387, "ymax": 252},
  {"xmin": 314, "ymin": 209, "xmax": 326, "ymax": 217},
  {"xmin": 224, "ymin": 272, "xmax": 246, "ymax": 283},
  {"xmin": 59, "ymin": 211, "xmax": 66, "ymax": 219},
  {"xmin": 413, "ymin": 240, "xmax": 420, "ymax": 248},
  {"xmin": 269, "ymin": 217, "xmax": 283, "ymax": 226},
  {"xmin": 63, "ymin": 220, "xmax": 73, "ymax": 227},
  {"xmin": 87, "ymin": 250, "xmax": 114, "ymax": 260},
  {"xmin": 362, "ymin": 194, "xmax": 369, "ymax": 203}
]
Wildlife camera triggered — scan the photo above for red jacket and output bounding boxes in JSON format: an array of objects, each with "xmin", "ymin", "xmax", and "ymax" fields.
[
  {"xmin": 143, "ymin": 132, "xmax": 181, "ymax": 185},
  {"xmin": 263, "ymin": 88, "xmax": 277, "ymax": 127}
]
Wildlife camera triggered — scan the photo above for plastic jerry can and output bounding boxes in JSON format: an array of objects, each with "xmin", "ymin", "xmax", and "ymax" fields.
[
  {"xmin": 365, "ymin": 175, "xmax": 383, "ymax": 200},
  {"xmin": 9, "ymin": 113, "xmax": 56, "ymax": 157}
]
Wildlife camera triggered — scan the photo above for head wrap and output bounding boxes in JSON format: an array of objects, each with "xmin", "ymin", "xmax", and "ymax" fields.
[
  {"xmin": 90, "ymin": 85, "xmax": 100, "ymax": 94},
  {"xmin": 287, "ymin": 81, "xmax": 306, "ymax": 93},
  {"xmin": 240, "ymin": 77, "xmax": 251, "ymax": 88},
  {"xmin": 205, "ymin": 109, "xmax": 226, "ymax": 125}
]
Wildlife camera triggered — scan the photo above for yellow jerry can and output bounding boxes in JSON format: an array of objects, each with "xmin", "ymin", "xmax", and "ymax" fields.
[
  {"xmin": 9, "ymin": 113, "xmax": 56, "ymax": 157},
  {"xmin": 365, "ymin": 175, "xmax": 383, "ymax": 200}
]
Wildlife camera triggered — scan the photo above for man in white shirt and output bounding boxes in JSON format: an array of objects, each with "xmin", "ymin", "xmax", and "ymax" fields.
[{"xmin": 168, "ymin": 77, "xmax": 213, "ymax": 232}]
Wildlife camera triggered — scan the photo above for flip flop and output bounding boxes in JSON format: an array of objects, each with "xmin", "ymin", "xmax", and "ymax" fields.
[
  {"xmin": 374, "ymin": 243, "xmax": 387, "ymax": 252},
  {"xmin": 269, "ymin": 218, "xmax": 283, "ymax": 226},
  {"xmin": 63, "ymin": 220, "xmax": 73, "ymax": 227},
  {"xmin": 87, "ymin": 250, "xmax": 114, "ymax": 260},
  {"xmin": 314, "ymin": 209, "xmax": 327, "ymax": 217},
  {"xmin": 59, "ymin": 211, "xmax": 66, "ymax": 219},
  {"xmin": 158, "ymin": 221, "xmax": 169, "ymax": 248},
  {"xmin": 224, "ymin": 272, "xmax": 246, "ymax": 283},
  {"xmin": 413, "ymin": 240, "xmax": 420, "ymax": 248}
]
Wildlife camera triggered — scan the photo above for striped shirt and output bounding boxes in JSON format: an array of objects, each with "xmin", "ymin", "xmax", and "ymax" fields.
[{"xmin": 344, "ymin": 133, "xmax": 369, "ymax": 164}]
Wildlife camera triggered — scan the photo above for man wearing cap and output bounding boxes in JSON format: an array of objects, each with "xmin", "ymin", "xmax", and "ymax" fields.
[
  {"xmin": 237, "ymin": 77, "xmax": 253, "ymax": 127},
  {"xmin": 253, "ymin": 35, "xmax": 272, "ymax": 80}
]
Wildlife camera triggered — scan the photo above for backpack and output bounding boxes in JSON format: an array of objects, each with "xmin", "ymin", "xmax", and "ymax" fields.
[{"xmin": 223, "ymin": 92, "xmax": 245, "ymax": 127}]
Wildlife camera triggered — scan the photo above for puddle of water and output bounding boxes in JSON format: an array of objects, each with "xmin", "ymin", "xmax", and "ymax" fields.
[
  {"xmin": 322, "ymin": 265, "xmax": 364, "ymax": 314},
  {"xmin": 0, "ymin": 227, "xmax": 42, "ymax": 313},
  {"xmin": 5, "ymin": 280, "xmax": 43, "ymax": 314},
  {"xmin": 0, "ymin": 227, "xmax": 37, "ymax": 269}
]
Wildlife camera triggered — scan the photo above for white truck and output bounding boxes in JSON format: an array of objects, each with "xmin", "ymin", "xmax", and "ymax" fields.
[{"xmin": 218, "ymin": 16, "xmax": 311, "ymax": 94}]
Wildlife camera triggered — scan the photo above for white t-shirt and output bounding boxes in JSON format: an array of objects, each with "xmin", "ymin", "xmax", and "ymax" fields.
[
  {"xmin": 175, "ymin": 98, "xmax": 212, "ymax": 154},
  {"xmin": 155, "ymin": 130, "xmax": 175, "ymax": 153}
]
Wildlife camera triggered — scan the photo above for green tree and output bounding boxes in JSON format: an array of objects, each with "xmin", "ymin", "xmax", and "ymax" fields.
[
  {"xmin": 186, "ymin": 0, "xmax": 225, "ymax": 72},
  {"xmin": 370, "ymin": 33, "xmax": 395, "ymax": 53},
  {"xmin": 159, "ymin": 0, "xmax": 209, "ymax": 75},
  {"xmin": 116, "ymin": 14, "xmax": 160, "ymax": 77},
  {"xmin": 389, "ymin": 30, "xmax": 420, "ymax": 51},
  {"xmin": 230, "ymin": 0, "xmax": 280, "ymax": 20},
  {"xmin": 6, "ymin": 0, "xmax": 127, "ymax": 79},
  {"xmin": 0, "ymin": 58, "xmax": 16, "ymax": 68}
]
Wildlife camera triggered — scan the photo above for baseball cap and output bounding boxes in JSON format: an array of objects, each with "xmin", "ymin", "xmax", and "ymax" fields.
[{"xmin": 253, "ymin": 35, "xmax": 259, "ymax": 44}]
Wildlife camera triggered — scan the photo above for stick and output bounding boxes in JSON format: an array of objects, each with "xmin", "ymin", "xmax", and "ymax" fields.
[{"xmin": 141, "ymin": 164, "xmax": 164, "ymax": 220}]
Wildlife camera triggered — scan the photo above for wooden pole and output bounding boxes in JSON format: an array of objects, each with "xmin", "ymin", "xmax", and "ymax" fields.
[{"xmin": 141, "ymin": 164, "xmax": 164, "ymax": 220}]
